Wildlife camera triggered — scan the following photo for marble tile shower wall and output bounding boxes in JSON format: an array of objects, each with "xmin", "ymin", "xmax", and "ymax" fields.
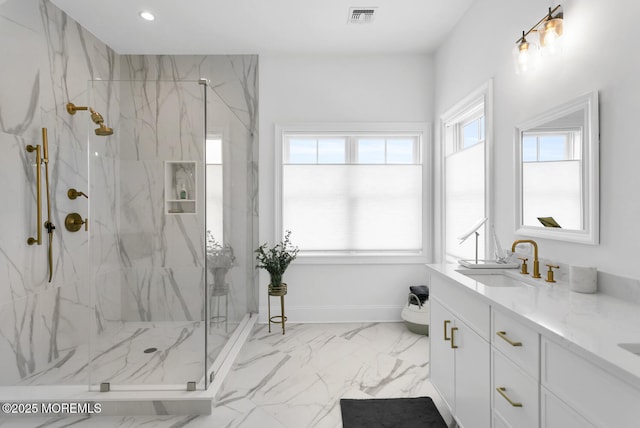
[
  {"xmin": 0, "ymin": 0, "xmax": 259, "ymax": 386},
  {"xmin": 0, "ymin": 0, "xmax": 118, "ymax": 384},
  {"xmin": 116, "ymin": 56, "xmax": 259, "ymax": 323}
]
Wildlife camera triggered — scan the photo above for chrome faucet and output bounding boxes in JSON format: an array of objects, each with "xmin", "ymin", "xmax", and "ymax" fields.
[{"xmin": 511, "ymin": 239, "xmax": 541, "ymax": 279}]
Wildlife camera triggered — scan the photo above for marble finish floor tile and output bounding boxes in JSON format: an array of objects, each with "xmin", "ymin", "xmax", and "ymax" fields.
[
  {"xmin": 0, "ymin": 322, "xmax": 451, "ymax": 428},
  {"xmin": 17, "ymin": 321, "xmax": 236, "ymax": 386}
]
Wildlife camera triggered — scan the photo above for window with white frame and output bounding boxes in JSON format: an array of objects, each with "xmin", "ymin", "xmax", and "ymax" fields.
[
  {"xmin": 443, "ymin": 88, "xmax": 489, "ymax": 262},
  {"xmin": 206, "ymin": 136, "xmax": 223, "ymax": 242},
  {"xmin": 279, "ymin": 127, "xmax": 426, "ymax": 257},
  {"xmin": 522, "ymin": 130, "xmax": 580, "ymax": 162}
]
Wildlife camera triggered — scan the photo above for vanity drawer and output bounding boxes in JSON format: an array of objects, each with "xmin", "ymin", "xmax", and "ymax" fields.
[
  {"xmin": 542, "ymin": 338, "xmax": 640, "ymax": 427},
  {"xmin": 492, "ymin": 349, "xmax": 538, "ymax": 428},
  {"xmin": 492, "ymin": 308, "xmax": 539, "ymax": 379},
  {"xmin": 430, "ymin": 272, "xmax": 490, "ymax": 340}
]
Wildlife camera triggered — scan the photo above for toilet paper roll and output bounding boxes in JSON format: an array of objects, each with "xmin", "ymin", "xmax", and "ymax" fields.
[{"xmin": 570, "ymin": 266, "xmax": 598, "ymax": 293}]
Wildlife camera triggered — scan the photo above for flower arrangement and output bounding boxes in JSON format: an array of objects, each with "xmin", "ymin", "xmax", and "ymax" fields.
[
  {"xmin": 206, "ymin": 231, "xmax": 235, "ymax": 269},
  {"xmin": 255, "ymin": 230, "xmax": 299, "ymax": 288}
]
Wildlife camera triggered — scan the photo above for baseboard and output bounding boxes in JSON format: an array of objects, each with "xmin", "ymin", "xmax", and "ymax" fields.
[{"xmin": 258, "ymin": 304, "xmax": 404, "ymax": 324}]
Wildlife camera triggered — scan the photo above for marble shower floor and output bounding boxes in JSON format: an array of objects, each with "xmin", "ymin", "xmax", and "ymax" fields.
[
  {"xmin": 17, "ymin": 321, "xmax": 235, "ymax": 387},
  {"xmin": 0, "ymin": 322, "xmax": 452, "ymax": 427}
]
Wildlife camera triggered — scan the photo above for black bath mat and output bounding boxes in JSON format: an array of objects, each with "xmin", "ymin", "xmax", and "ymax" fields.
[{"xmin": 340, "ymin": 396, "xmax": 447, "ymax": 428}]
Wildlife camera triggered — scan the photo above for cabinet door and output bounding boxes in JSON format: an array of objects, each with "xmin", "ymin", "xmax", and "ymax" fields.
[
  {"xmin": 430, "ymin": 299, "xmax": 455, "ymax": 412},
  {"xmin": 455, "ymin": 318, "xmax": 490, "ymax": 428},
  {"xmin": 542, "ymin": 338, "xmax": 640, "ymax": 427},
  {"xmin": 541, "ymin": 387, "xmax": 596, "ymax": 428}
]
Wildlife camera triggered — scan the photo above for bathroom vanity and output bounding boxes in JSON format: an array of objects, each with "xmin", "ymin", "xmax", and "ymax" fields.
[{"xmin": 427, "ymin": 263, "xmax": 640, "ymax": 428}]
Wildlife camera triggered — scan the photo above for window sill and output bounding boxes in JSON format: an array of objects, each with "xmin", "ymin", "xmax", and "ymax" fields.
[{"xmin": 294, "ymin": 252, "xmax": 428, "ymax": 265}]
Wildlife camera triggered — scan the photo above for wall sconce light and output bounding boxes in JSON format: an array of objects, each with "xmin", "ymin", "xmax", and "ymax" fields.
[
  {"xmin": 513, "ymin": 30, "xmax": 539, "ymax": 75},
  {"xmin": 513, "ymin": 5, "xmax": 563, "ymax": 74}
]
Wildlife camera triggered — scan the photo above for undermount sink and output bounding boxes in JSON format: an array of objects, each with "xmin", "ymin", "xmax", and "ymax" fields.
[
  {"xmin": 458, "ymin": 272, "xmax": 531, "ymax": 288},
  {"xmin": 618, "ymin": 343, "xmax": 640, "ymax": 356}
]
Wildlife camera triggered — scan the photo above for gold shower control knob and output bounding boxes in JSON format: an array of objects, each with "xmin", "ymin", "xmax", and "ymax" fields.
[
  {"xmin": 65, "ymin": 213, "xmax": 88, "ymax": 232},
  {"xmin": 67, "ymin": 188, "xmax": 88, "ymax": 199}
]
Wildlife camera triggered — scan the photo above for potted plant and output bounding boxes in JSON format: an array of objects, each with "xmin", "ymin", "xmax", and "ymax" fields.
[
  {"xmin": 255, "ymin": 230, "xmax": 299, "ymax": 293},
  {"xmin": 206, "ymin": 231, "xmax": 235, "ymax": 291}
]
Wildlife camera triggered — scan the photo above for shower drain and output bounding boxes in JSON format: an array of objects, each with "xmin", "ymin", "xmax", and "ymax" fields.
[{"xmin": 143, "ymin": 347, "xmax": 158, "ymax": 353}]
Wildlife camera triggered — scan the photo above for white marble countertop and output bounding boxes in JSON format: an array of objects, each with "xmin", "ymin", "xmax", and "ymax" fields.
[{"xmin": 426, "ymin": 263, "xmax": 640, "ymax": 390}]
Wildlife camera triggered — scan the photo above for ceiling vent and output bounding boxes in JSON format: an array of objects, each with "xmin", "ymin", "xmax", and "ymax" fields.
[{"xmin": 348, "ymin": 7, "xmax": 377, "ymax": 24}]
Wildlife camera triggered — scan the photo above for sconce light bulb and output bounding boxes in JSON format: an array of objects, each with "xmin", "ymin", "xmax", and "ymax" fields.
[
  {"xmin": 518, "ymin": 43, "xmax": 530, "ymax": 65},
  {"xmin": 513, "ymin": 35, "xmax": 539, "ymax": 74},
  {"xmin": 539, "ymin": 16, "xmax": 563, "ymax": 56},
  {"xmin": 545, "ymin": 29, "xmax": 558, "ymax": 45}
]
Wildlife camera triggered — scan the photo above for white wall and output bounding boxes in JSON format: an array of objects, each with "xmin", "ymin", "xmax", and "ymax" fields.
[
  {"xmin": 259, "ymin": 54, "xmax": 434, "ymax": 322},
  {"xmin": 435, "ymin": 0, "xmax": 640, "ymax": 280}
]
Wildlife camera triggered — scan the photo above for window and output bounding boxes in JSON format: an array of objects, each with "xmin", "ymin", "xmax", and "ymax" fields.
[
  {"xmin": 462, "ymin": 116, "xmax": 485, "ymax": 149},
  {"xmin": 441, "ymin": 82, "xmax": 492, "ymax": 263},
  {"xmin": 206, "ymin": 136, "xmax": 223, "ymax": 242},
  {"xmin": 278, "ymin": 125, "xmax": 427, "ymax": 259},
  {"xmin": 522, "ymin": 130, "xmax": 581, "ymax": 162}
]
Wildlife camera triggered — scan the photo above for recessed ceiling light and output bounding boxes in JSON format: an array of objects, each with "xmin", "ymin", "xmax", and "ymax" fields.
[{"xmin": 139, "ymin": 11, "xmax": 155, "ymax": 21}]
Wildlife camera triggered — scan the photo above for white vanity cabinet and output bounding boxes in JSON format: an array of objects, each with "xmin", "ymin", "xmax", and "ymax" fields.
[
  {"xmin": 540, "ymin": 387, "xmax": 596, "ymax": 428},
  {"xmin": 427, "ymin": 264, "xmax": 640, "ymax": 428},
  {"xmin": 430, "ymin": 273, "xmax": 491, "ymax": 428},
  {"xmin": 541, "ymin": 338, "xmax": 640, "ymax": 428}
]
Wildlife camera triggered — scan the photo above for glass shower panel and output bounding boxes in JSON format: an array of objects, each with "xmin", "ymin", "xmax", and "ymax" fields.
[
  {"xmin": 88, "ymin": 80, "xmax": 207, "ymax": 390},
  {"xmin": 204, "ymin": 73, "xmax": 257, "ymax": 377}
]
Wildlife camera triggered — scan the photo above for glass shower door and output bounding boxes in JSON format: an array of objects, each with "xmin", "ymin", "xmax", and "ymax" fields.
[{"xmin": 88, "ymin": 80, "xmax": 207, "ymax": 390}]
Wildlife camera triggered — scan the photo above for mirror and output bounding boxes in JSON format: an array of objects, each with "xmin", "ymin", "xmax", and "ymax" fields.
[{"xmin": 515, "ymin": 91, "xmax": 599, "ymax": 244}]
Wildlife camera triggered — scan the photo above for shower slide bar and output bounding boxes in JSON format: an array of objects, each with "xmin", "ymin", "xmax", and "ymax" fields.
[
  {"xmin": 26, "ymin": 128, "xmax": 55, "ymax": 282},
  {"xmin": 26, "ymin": 140, "xmax": 42, "ymax": 246}
]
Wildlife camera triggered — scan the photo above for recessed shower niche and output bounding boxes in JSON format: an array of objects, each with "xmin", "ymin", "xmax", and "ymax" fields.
[{"xmin": 165, "ymin": 161, "xmax": 197, "ymax": 214}]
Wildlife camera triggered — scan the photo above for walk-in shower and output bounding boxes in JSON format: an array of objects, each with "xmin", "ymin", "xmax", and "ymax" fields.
[
  {"xmin": 1, "ymin": 62, "xmax": 258, "ymax": 411},
  {"xmin": 83, "ymin": 77, "xmax": 257, "ymax": 392}
]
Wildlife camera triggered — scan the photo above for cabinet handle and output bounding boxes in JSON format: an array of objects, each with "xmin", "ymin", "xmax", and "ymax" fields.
[
  {"xmin": 450, "ymin": 327, "xmax": 459, "ymax": 349},
  {"xmin": 496, "ymin": 387, "xmax": 523, "ymax": 407},
  {"xmin": 444, "ymin": 320, "xmax": 451, "ymax": 341},
  {"xmin": 496, "ymin": 331, "xmax": 522, "ymax": 347}
]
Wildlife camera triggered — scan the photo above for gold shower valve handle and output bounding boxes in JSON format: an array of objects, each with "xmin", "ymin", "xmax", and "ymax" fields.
[
  {"xmin": 68, "ymin": 188, "xmax": 88, "ymax": 199},
  {"xmin": 65, "ymin": 213, "xmax": 88, "ymax": 232}
]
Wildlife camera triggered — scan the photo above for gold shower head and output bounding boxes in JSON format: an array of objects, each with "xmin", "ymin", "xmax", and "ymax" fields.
[
  {"xmin": 66, "ymin": 102, "xmax": 113, "ymax": 136},
  {"xmin": 94, "ymin": 123, "xmax": 114, "ymax": 136},
  {"xmin": 89, "ymin": 108, "xmax": 104, "ymax": 125},
  {"xmin": 88, "ymin": 108, "xmax": 113, "ymax": 136}
]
